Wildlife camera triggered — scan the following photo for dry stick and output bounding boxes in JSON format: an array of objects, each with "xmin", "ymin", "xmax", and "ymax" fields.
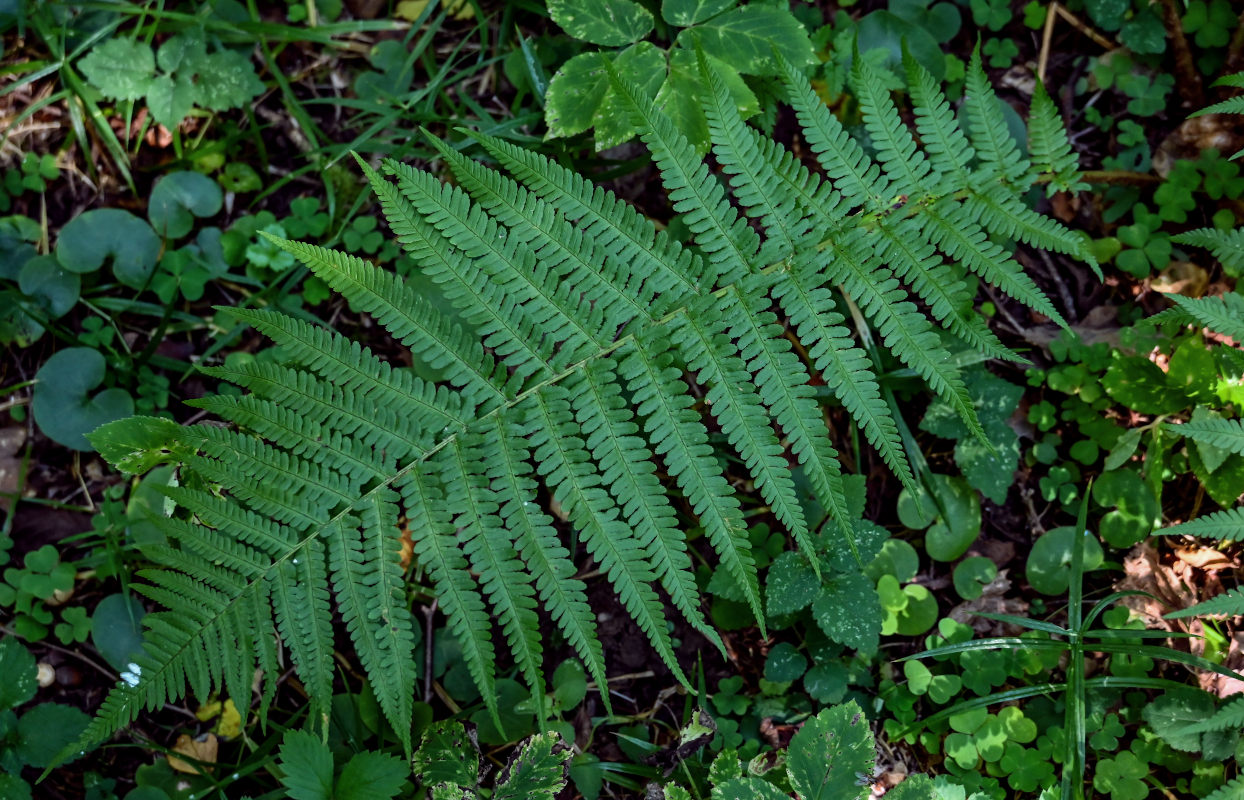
[
  {"xmin": 1038, "ymin": 2, "xmax": 1059, "ymax": 85},
  {"xmin": 1226, "ymin": 12, "xmax": 1244, "ymax": 75},
  {"xmin": 1157, "ymin": 0, "xmax": 1206, "ymax": 108},
  {"xmin": 1054, "ymin": 3, "xmax": 1116, "ymax": 50}
]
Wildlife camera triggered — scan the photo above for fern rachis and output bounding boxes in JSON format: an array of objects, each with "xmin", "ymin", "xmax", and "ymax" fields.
[{"xmin": 80, "ymin": 50, "xmax": 1090, "ymax": 753}]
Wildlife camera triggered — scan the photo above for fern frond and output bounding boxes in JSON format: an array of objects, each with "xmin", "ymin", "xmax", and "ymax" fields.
[
  {"xmin": 672, "ymin": 306, "xmax": 808, "ymax": 581},
  {"xmin": 619, "ymin": 334, "xmax": 763, "ymax": 632},
  {"xmin": 441, "ymin": 438, "xmax": 544, "ymax": 713},
  {"xmin": 1149, "ymin": 292, "xmax": 1244, "ymax": 341},
  {"xmin": 963, "ymin": 46, "xmax": 1028, "ymax": 184},
  {"xmin": 400, "ymin": 466, "xmax": 499, "ymax": 728},
  {"xmin": 482, "ymin": 414, "xmax": 609, "ymax": 709},
  {"xmin": 1202, "ymin": 773, "xmax": 1244, "ymax": 800},
  {"xmin": 1161, "ymin": 507, "xmax": 1244, "ymax": 541},
  {"xmin": 1172, "ymin": 227, "xmax": 1244, "ymax": 276},
  {"xmin": 267, "ymin": 235, "xmax": 509, "ymax": 403},
  {"xmin": 1027, "ymin": 81, "xmax": 1085, "ymax": 195},
  {"xmin": 1167, "ymin": 419, "xmax": 1244, "ymax": 458},
  {"xmin": 772, "ymin": 273, "xmax": 913, "ymax": 491},
  {"xmin": 724, "ymin": 281, "xmax": 853, "ymax": 559},
  {"xmin": 525, "ymin": 387, "xmax": 687, "ymax": 684},
  {"xmin": 853, "ymin": 52, "xmax": 937, "ymax": 198},
  {"xmin": 464, "ymin": 131, "xmax": 707, "ymax": 296},
  {"xmin": 81, "ymin": 55, "xmax": 1090, "ymax": 754},
  {"xmin": 1166, "ymin": 587, "xmax": 1244, "ymax": 619},
  {"xmin": 612, "ymin": 65, "xmax": 762, "ymax": 285},
  {"xmin": 325, "ymin": 495, "xmax": 418, "ymax": 750}
]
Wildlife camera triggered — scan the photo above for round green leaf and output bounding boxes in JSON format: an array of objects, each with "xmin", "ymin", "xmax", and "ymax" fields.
[
  {"xmin": 548, "ymin": 0, "xmax": 653, "ymax": 46},
  {"xmin": 33, "ymin": 348, "xmax": 135, "ymax": 451},
  {"xmin": 897, "ymin": 485, "xmax": 937, "ymax": 530},
  {"xmin": 763, "ymin": 642, "xmax": 807, "ymax": 683},
  {"xmin": 0, "ymin": 638, "xmax": 37, "ymax": 711},
  {"xmin": 148, "ymin": 171, "xmax": 223, "ymax": 239},
  {"xmin": 803, "ymin": 661, "xmax": 848, "ymax": 705},
  {"xmin": 953, "ymin": 556, "xmax": 998, "ymax": 600},
  {"xmin": 1026, "ymin": 527, "xmax": 1104, "ymax": 595},
  {"xmin": 894, "ymin": 584, "xmax": 938, "ymax": 636},
  {"xmin": 0, "ymin": 774, "xmax": 32, "ymax": 800},
  {"xmin": 1102, "ymin": 355, "xmax": 1185, "ymax": 415},
  {"xmin": 857, "ymin": 10, "xmax": 946, "ymax": 80},
  {"xmin": 18, "ymin": 255, "xmax": 79, "ymax": 318},
  {"xmin": 866, "ymin": 538, "xmax": 920, "ymax": 583},
  {"xmin": 55, "ymin": 208, "xmax": 161, "ymax": 288},
  {"xmin": 15, "ymin": 703, "xmax": 90, "ymax": 767},
  {"xmin": 78, "ymin": 38, "xmax": 155, "ymax": 102},
  {"xmin": 91, "ymin": 593, "xmax": 147, "ymax": 672}
]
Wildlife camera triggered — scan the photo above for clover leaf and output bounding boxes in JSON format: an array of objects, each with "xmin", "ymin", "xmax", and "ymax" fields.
[
  {"xmin": 1093, "ymin": 751, "xmax": 1150, "ymax": 800},
  {"xmin": 55, "ymin": 209, "xmax": 161, "ymax": 289},
  {"xmin": 1092, "ymin": 469, "xmax": 1159, "ymax": 548},
  {"xmin": 148, "ymin": 171, "xmax": 223, "ymax": 239},
  {"xmin": 32, "ymin": 348, "xmax": 134, "ymax": 451},
  {"xmin": 1026, "ymin": 527, "xmax": 1104, "ymax": 595}
]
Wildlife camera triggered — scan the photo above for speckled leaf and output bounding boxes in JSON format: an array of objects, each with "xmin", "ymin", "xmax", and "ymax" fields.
[
  {"xmin": 545, "ymin": 52, "xmax": 609, "ymax": 139},
  {"xmin": 79, "ymin": 38, "xmax": 155, "ymax": 101},
  {"xmin": 661, "ymin": 0, "xmax": 733, "ymax": 26},
  {"xmin": 786, "ymin": 701, "xmax": 874, "ymax": 800},
  {"xmin": 548, "ymin": 0, "xmax": 653, "ymax": 46},
  {"xmin": 592, "ymin": 42, "xmax": 666, "ymax": 150},
  {"xmin": 675, "ymin": 6, "xmax": 815, "ymax": 76},
  {"xmin": 655, "ymin": 47, "xmax": 757, "ymax": 151},
  {"xmin": 812, "ymin": 572, "xmax": 881, "ymax": 653},
  {"xmin": 712, "ymin": 776, "xmax": 789, "ymax": 799},
  {"xmin": 765, "ymin": 551, "xmax": 819, "ymax": 618},
  {"xmin": 0, "ymin": 639, "xmax": 36, "ymax": 712}
]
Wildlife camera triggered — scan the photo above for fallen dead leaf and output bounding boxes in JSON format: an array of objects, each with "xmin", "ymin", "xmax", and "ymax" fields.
[
  {"xmin": 0, "ymin": 426, "xmax": 27, "ymax": 513},
  {"xmin": 167, "ymin": 732, "xmax": 218, "ymax": 775},
  {"xmin": 1154, "ymin": 114, "xmax": 1244, "ymax": 178},
  {"xmin": 1151, "ymin": 261, "xmax": 1210, "ymax": 298},
  {"xmin": 1173, "ymin": 544, "xmax": 1234, "ymax": 571}
]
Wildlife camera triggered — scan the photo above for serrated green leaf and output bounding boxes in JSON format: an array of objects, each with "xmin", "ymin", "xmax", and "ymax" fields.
[
  {"xmin": 279, "ymin": 730, "xmax": 334, "ymax": 800},
  {"xmin": 0, "ymin": 639, "xmax": 36, "ymax": 712},
  {"xmin": 813, "ymin": 572, "xmax": 882, "ymax": 653},
  {"xmin": 787, "ymin": 701, "xmax": 874, "ymax": 800},
  {"xmin": 79, "ymin": 38, "xmax": 155, "ymax": 101}
]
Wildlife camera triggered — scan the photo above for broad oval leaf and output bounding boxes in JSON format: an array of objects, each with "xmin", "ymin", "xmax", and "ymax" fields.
[
  {"xmin": 675, "ymin": 6, "xmax": 815, "ymax": 76},
  {"xmin": 786, "ymin": 701, "xmax": 874, "ymax": 800},
  {"xmin": 661, "ymin": 0, "xmax": 733, "ymax": 27}
]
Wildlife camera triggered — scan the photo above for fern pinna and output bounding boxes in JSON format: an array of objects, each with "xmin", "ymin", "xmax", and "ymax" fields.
[{"xmin": 81, "ymin": 49, "xmax": 1090, "ymax": 752}]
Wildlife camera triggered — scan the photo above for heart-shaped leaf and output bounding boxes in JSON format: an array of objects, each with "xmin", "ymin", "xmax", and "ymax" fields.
[
  {"xmin": 148, "ymin": 172, "xmax": 223, "ymax": 239},
  {"xmin": 33, "ymin": 348, "xmax": 134, "ymax": 451},
  {"xmin": 55, "ymin": 209, "xmax": 161, "ymax": 289},
  {"xmin": 18, "ymin": 255, "xmax": 79, "ymax": 318}
]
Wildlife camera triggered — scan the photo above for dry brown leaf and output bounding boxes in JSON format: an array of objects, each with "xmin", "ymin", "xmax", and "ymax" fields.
[
  {"xmin": 167, "ymin": 733, "xmax": 218, "ymax": 775},
  {"xmin": 1154, "ymin": 114, "xmax": 1244, "ymax": 177},
  {"xmin": 1173, "ymin": 544, "xmax": 1234, "ymax": 570},
  {"xmin": 0, "ymin": 427, "xmax": 27, "ymax": 513},
  {"xmin": 1151, "ymin": 261, "xmax": 1210, "ymax": 298}
]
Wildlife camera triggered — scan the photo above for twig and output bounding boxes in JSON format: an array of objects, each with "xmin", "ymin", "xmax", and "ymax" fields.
[
  {"xmin": 1053, "ymin": 3, "xmax": 1116, "ymax": 50},
  {"xmin": 423, "ymin": 600, "xmax": 436, "ymax": 704},
  {"xmin": 1038, "ymin": 2, "xmax": 1058, "ymax": 85},
  {"xmin": 1157, "ymin": 0, "xmax": 1206, "ymax": 108}
]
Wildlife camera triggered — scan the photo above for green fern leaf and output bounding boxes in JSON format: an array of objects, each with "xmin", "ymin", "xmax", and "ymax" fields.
[
  {"xmin": 1167, "ymin": 587, "xmax": 1244, "ymax": 619},
  {"xmin": 1167, "ymin": 418, "xmax": 1244, "ymax": 458},
  {"xmin": 77, "ymin": 53, "xmax": 1090, "ymax": 755},
  {"xmin": 1161, "ymin": 506, "xmax": 1244, "ymax": 541},
  {"xmin": 1172, "ymin": 227, "xmax": 1244, "ymax": 276},
  {"xmin": 1027, "ymin": 81, "xmax": 1085, "ymax": 195}
]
